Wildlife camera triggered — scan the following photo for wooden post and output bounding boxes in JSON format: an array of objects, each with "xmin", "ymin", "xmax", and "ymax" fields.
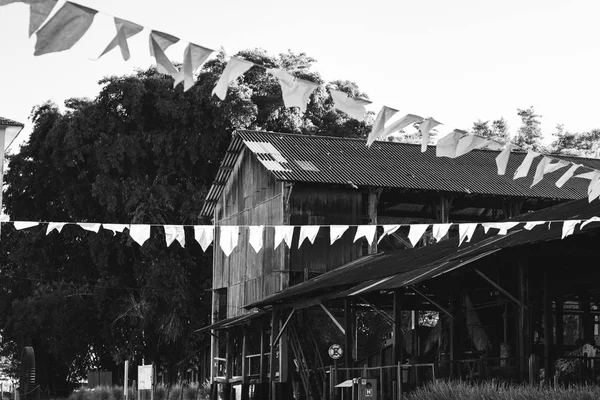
[
  {"xmin": 543, "ymin": 270, "xmax": 553, "ymax": 381},
  {"xmin": 397, "ymin": 362, "xmax": 402, "ymax": 399},
  {"xmin": 269, "ymin": 309, "xmax": 279, "ymax": 400},
  {"xmin": 241, "ymin": 326, "xmax": 248, "ymax": 382},
  {"xmin": 225, "ymin": 331, "xmax": 232, "ymax": 400},
  {"xmin": 124, "ymin": 361, "xmax": 129, "ymax": 400},
  {"xmin": 260, "ymin": 322, "xmax": 267, "ymax": 383},
  {"xmin": 367, "ymin": 188, "xmax": 380, "ymax": 254},
  {"xmin": 345, "ymin": 298, "xmax": 353, "ymax": 379},
  {"xmin": 393, "ymin": 289, "xmax": 404, "ymax": 365},
  {"xmin": 517, "ymin": 261, "xmax": 529, "ymax": 380}
]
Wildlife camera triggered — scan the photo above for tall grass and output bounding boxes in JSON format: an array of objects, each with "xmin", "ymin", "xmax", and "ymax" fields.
[
  {"xmin": 406, "ymin": 381, "xmax": 600, "ymax": 400},
  {"xmin": 68, "ymin": 384, "xmax": 210, "ymax": 400}
]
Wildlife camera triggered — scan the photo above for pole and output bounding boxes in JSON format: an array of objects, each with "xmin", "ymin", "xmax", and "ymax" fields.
[{"xmin": 124, "ymin": 361, "xmax": 129, "ymax": 400}]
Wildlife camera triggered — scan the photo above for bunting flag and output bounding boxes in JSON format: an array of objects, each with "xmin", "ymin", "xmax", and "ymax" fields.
[
  {"xmin": 524, "ymin": 221, "xmax": 545, "ymax": 230},
  {"xmin": 129, "ymin": 225, "xmax": 150, "ymax": 246},
  {"xmin": 367, "ymin": 106, "xmax": 398, "ymax": 147},
  {"xmin": 164, "ymin": 225, "xmax": 185, "ymax": 247},
  {"xmin": 581, "ymin": 216, "xmax": 600, "ymax": 229},
  {"xmin": 562, "ymin": 220, "xmax": 580, "ymax": 239},
  {"xmin": 556, "ymin": 164, "xmax": 581, "ymax": 188},
  {"xmin": 98, "ymin": 18, "xmax": 143, "ymax": 61},
  {"xmin": 458, "ymin": 223, "xmax": 477, "ymax": 246},
  {"xmin": 298, "ymin": 225, "xmax": 320, "ymax": 248},
  {"xmin": 513, "ymin": 150, "xmax": 540, "ymax": 180},
  {"xmin": 382, "ymin": 114, "xmax": 423, "ymax": 138},
  {"xmin": 212, "ymin": 57, "xmax": 254, "ymax": 100},
  {"xmin": 103, "ymin": 223, "xmax": 128, "ymax": 235},
  {"xmin": 330, "ymin": 225, "xmax": 349, "ymax": 245},
  {"xmin": 268, "ymin": 69, "xmax": 319, "ymax": 112},
  {"xmin": 46, "ymin": 222, "xmax": 66, "ymax": 235},
  {"xmin": 329, "ymin": 89, "xmax": 371, "ymax": 120},
  {"xmin": 482, "ymin": 222, "xmax": 519, "ymax": 235},
  {"xmin": 219, "ymin": 226, "xmax": 239, "ymax": 256},
  {"xmin": 274, "ymin": 225, "xmax": 294, "ymax": 249},
  {"xmin": 13, "ymin": 221, "xmax": 39, "ymax": 230},
  {"xmin": 419, "ymin": 117, "xmax": 441, "ymax": 152},
  {"xmin": 455, "ymin": 135, "xmax": 490, "ymax": 158},
  {"xmin": 78, "ymin": 223, "xmax": 101, "ymax": 233},
  {"xmin": 0, "ymin": 0, "xmax": 58, "ymax": 37},
  {"xmin": 34, "ymin": 2, "xmax": 97, "ymax": 56},
  {"xmin": 149, "ymin": 30, "xmax": 179, "ymax": 79},
  {"xmin": 174, "ymin": 44, "xmax": 214, "ymax": 91},
  {"xmin": 194, "ymin": 226, "xmax": 214, "ymax": 251},
  {"xmin": 432, "ymin": 223, "xmax": 451, "ymax": 242},
  {"xmin": 436, "ymin": 130, "xmax": 467, "ymax": 158},
  {"xmin": 378, "ymin": 224, "xmax": 400, "ymax": 244},
  {"xmin": 353, "ymin": 225, "xmax": 377, "ymax": 246},
  {"xmin": 495, "ymin": 144, "xmax": 513, "ymax": 175},
  {"xmin": 248, "ymin": 225, "xmax": 264, "ymax": 252},
  {"xmin": 531, "ymin": 157, "xmax": 569, "ymax": 187},
  {"xmin": 408, "ymin": 224, "xmax": 429, "ymax": 247}
]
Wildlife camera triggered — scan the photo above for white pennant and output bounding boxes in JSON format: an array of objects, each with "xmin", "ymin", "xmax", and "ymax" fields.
[
  {"xmin": 531, "ymin": 157, "xmax": 569, "ymax": 187},
  {"xmin": 408, "ymin": 224, "xmax": 429, "ymax": 247},
  {"xmin": 377, "ymin": 224, "xmax": 401, "ymax": 244},
  {"xmin": 482, "ymin": 222, "xmax": 519, "ymax": 235},
  {"xmin": 561, "ymin": 220, "xmax": 580, "ymax": 239},
  {"xmin": 330, "ymin": 225, "xmax": 349, "ymax": 245},
  {"xmin": 367, "ymin": 106, "xmax": 398, "ymax": 147},
  {"xmin": 298, "ymin": 226, "xmax": 320, "ymax": 249},
  {"xmin": 98, "ymin": 18, "xmax": 143, "ymax": 60},
  {"xmin": 129, "ymin": 225, "xmax": 151, "ymax": 246},
  {"xmin": 46, "ymin": 222, "xmax": 66, "ymax": 235},
  {"xmin": 268, "ymin": 69, "xmax": 319, "ymax": 112},
  {"xmin": 212, "ymin": 57, "xmax": 254, "ymax": 100},
  {"xmin": 13, "ymin": 221, "xmax": 39, "ymax": 230},
  {"xmin": 0, "ymin": 0, "xmax": 59, "ymax": 37},
  {"xmin": 495, "ymin": 144, "xmax": 514, "ymax": 175},
  {"xmin": 353, "ymin": 225, "xmax": 377, "ymax": 246},
  {"xmin": 330, "ymin": 89, "xmax": 371, "ymax": 121},
  {"xmin": 419, "ymin": 117, "xmax": 441, "ymax": 152},
  {"xmin": 194, "ymin": 226, "xmax": 214, "ymax": 251},
  {"xmin": 174, "ymin": 44, "xmax": 214, "ymax": 91},
  {"xmin": 458, "ymin": 223, "xmax": 477, "ymax": 246},
  {"xmin": 248, "ymin": 225, "xmax": 264, "ymax": 253},
  {"xmin": 585, "ymin": 171, "xmax": 600, "ymax": 202},
  {"xmin": 432, "ymin": 223, "xmax": 452, "ymax": 242},
  {"xmin": 103, "ymin": 223, "xmax": 128, "ymax": 235},
  {"xmin": 455, "ymin": 135, "xmax": 490, "ymax": 157},
  {"xmin": 513, "ymin": 150, "xmax": 540, "ymax": 180},
  {"xmin": 556, "ymin": 164, "xmax": 581, "ymax": 188},
  {"xmin": 524, "ymin": 221, "xmax": 545, "ymax": 230},
  {"xmin": 219, "ymin": 226, "xmax": 239, "ymax": 256},
  {"xmin": 78, "ymin": 223, "xmax": 101, "ymax": 233},
  {"xmin": 436, "ymin": 130, "xmax": 467, "ymax": 158},
  {"xmin": 581, "ymin": 216, "xmax": 600, "ymax": 230},
  {"xmin": 164, "ymin": 225, "xmax": 185, "ymax": 247},
  {"xmin": 382, "ymin": 114, "xmax": 423, "ymax": 137},
  {"xmin": 274, "ymin": 226, "xmax": 294, "ymax": 249},
  {"xmin": 149, "ymin": 30, "xmax": 179, "ymax": 79}
]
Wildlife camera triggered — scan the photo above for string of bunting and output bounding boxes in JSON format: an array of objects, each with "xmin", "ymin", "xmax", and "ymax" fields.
[{"xmin": 2, "ymin": 218, "xmax": 599, "ymax": 256}]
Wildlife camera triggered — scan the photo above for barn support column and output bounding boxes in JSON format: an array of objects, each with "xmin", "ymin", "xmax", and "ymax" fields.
[
  {"xmin": 517, "ymin": 261, "xmax": 530, "ymax": 381},
  {"xmin": 344, "ymin": 299, "xmax": 354, "ymax": 376},
  {"xmin": 223, "ymin": 331, "xmax": 232, "ymax": 400},
  {"xmin": 241, "ymin": 326, "xmax": 249, "ymax": 400},
  {"xmin": 393, "ymin": 289, "xmax": 405, "ymax": 365},
  {"xmin": 269, "ymin": 308, "xmax": 279, "ymax": 400},
  {"xmin": 257, "ymin": 321, "xmax": 268, "ymax": 399},
  {"xmin": 543, "ymin": 270, "xmax": 554, "ymax": 381}
]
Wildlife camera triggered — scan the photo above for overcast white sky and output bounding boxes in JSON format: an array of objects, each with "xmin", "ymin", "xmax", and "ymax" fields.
[{"xmin": 1, "ymin": 0, "xmax": 600, "ymax": 152}]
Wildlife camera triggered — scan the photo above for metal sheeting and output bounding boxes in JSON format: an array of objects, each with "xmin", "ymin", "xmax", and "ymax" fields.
[{"xmin": 0, "ymin": 116, "xmax": 24, "ymax": 127}]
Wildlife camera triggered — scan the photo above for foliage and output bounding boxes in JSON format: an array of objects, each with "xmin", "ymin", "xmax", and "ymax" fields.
[
  {"xmin": 470, "ymin": 118, "xmax": 510, "ymax": 143},
  {"xmin": 68, "ymin": 385, "xmax": 209, "ymax": 400},
  {"xmin": 551, "ymin": 124, "xmax": 600, "ymax": 157},
  {"xmin": 513, "ymin": 106, "xmax": 544, "ymax": 151}
]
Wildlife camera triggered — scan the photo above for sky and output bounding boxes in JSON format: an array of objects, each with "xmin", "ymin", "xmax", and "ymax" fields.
[{"xmin": 1, "ymin": 0, "xmax": 600, "ymax": 152}]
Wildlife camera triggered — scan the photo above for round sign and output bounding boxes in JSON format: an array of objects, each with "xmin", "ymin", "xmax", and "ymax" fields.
[{"xmin": 328, "ymin": 344, "xmax": 343, "ymax": 360}]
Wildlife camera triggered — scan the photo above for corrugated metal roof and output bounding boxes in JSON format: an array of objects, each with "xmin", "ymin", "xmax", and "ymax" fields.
[
  {"xmin": 201, "ymin": 130, "xmax": 600, "ymax": 217},
  {"xmin": 0, "ymin": 116, "xmax": 23, "ymax": 127}
]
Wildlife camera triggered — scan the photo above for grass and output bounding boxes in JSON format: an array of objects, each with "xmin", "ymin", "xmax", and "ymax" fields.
[
  {"xmin": 68, "ymin": 385, "xmax": 210, "ymax": 400},
  {"xmin": 406, "ymin": 381, "xmax": 600, "ymax": 400}
]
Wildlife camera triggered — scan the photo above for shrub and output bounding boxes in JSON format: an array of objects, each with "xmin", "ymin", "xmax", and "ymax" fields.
[
  {"xmin": 110, "ymin": 386, "xmax": 123, "ymax": 400},
  {"xmin": 167, "ymin": 385, "xmax": 182, "ymax": 400},
  {"xmin": 90, "ymin": 386, "xmax": 111, "ymax": 400},
  {"xmin": 154, "ymin": 385, "xmax": 167, "ymax": 400}
]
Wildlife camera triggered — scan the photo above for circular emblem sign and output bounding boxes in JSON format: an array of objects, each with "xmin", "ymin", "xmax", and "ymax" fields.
[{"xmin": 328, "ymin": 344, "xmax": 343, "ymax": 360}]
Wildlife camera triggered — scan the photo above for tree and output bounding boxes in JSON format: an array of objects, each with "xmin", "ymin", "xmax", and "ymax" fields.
[
  {"xmin": 513, "ymin": 106, "xmax": 543, "ymax": 151},
  {"xmin": 551, "ymin": 124, "xmax": 600, "ymax": 157},
  {"xmin": 471, "ymin": 118, "xmax": 510, "ymax": 143},
  {"xmin": 0, "ymin": 48, "xmax": 371, "ymax": 390}
]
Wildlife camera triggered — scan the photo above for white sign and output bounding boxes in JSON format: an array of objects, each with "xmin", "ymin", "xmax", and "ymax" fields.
[
  {"xmin": 138, "ymin": 365, "xmax": 153, "ymax": 390},
  {"xmin": 328, "ymin": 344, "xmax": 343, "ymax": 360}
]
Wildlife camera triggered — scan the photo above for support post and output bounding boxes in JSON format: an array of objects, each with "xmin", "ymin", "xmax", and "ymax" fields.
[
  {"xmin": 241, "ymin": 326, "xmax": 248, "ymax": 383},
  {"xmin": 517, "ymin": 261, "xmax": 529, "ymax": 380},
  {"xmin": 344, "ymin": 299, "xmax": 354, "ymax": 376},
  {"xmin": 269, "ymin": 309, "xmax": 279, "ymax": 400},
  {"xmin": 367, "ymin": 188, "xmax": 380, "ymax": 254},
  {"xmin": 543, "ymin": 270, "xmax": 553, "ymax": 381},
  {"xmin": 124, "ymin": 361, "xmax": 129, "ymax": 400},
  {"xmin": 260, "ymin": 321, "xmax": 267, "ymax": 383},
  {"xmin": 393, "ymin": 289, "xmax": 404, "ymax": 365}
]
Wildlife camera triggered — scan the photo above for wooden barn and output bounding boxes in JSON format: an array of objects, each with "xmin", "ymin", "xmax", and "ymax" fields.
[{"xmin": 199, "ymin": 130, "xmax": 600, "ymax": 399}]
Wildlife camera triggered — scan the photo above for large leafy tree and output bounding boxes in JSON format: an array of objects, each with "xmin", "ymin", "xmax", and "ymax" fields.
[
  {"xmin": 0, "ymin": 48, "xmax": 370, "ymax": 391},
  {"xmin": 551, "ymin": 123, "xmax": 600, "ymax": 157},
  {"xmin": 513, "ymin": 106, "xmax": 544, "ymax": 151},
  {"xmin": 470, "ymin": 117, "xmax": 510, "ymax": 143}
]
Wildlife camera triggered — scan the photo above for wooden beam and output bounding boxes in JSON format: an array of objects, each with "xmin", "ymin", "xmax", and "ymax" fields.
[
  {"xmin": 357, "ymin": 295, "xmax": 395, "ymax": 325},
  {"xmin": 474, "ymin": 269, "xmax": 526, "ymax": 309},
  {"xmin": 259, "ymin": 322, "xmax": 267, "ymax": 383},
  {"xmin": 269, "ymin": 309, "xmax": 278, "ymax": 400},
  {"xmin": 319, "ymin": 303, "xmax": 346, "ymax": 335},
  {"xmin": 241, "ymin": 327, "xmax": 248, "ymax": 382},
  {"xmin": 410, "ymin": 286, "xmax": 454, "ymax": 320},
  {"xmin": 543, "ymin": 270, "xmax": 553, "ymax": 380},
  {"xmin": 273, "ymin": 308, "xmax": 296, "ymax": 346},
  {"xmin": 393, "ymin": 289, "xmax": 405, "ymax": 365}
]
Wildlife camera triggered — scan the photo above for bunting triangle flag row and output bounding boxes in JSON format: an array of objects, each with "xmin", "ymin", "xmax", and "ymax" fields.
[{"xmin": 3, "ymin": 218, "xmax": 600, "ymax": 256}]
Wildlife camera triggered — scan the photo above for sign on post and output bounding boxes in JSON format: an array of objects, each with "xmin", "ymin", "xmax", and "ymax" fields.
[
  {"xmin": 328, "ymin": 344, "xmax": 343, "ymax": 360},
  {"xmin": 138, "ymin": 365, "xmax": 153, "ymax": 390}
]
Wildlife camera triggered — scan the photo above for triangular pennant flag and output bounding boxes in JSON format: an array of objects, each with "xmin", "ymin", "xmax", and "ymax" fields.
[
  {"xmin": 524, "ymin": 221, "xmax": 545, "ymax": 230},
  {"xmin": 330, "ymin": 225, "xmax": 349, "ymax": 245},
  {"xmin": 98, "ymin": 18, "xmax": 143, "ymax": 60},
  {"xmin": 482, "ymin": 222, "xmax": 519, "ymax": 235},
  {"xmin": 46, "ymin": 222, "xmax": 66, "ymax": 235},
  {"xmin": 408, "ymin": 224, "xmax": 429, "ymax": 247},
  {"xmin": 219, "ymin": 226, "xmax": 239, "ymax": 256},
  {"xmin": 77, "ymin": 223, "xmax": 100, "ymax": 233},
  {"xmin": 561, "ymin": 220, "xmax": 580, "ymax": 239},
  {"xmin": 298, "ymin": 226, "xmax": 320, "ymax": 249},
  {"xmin": 581, "ymin": 216, "xmax": 600, "ymax": 230},
  {"xmin": 513, "ymin": 150, "xmax": 540, "ymax": 180},
  {"xmin": 378, "ymin": 224, "xmax": 401, "ymax": 244},
  {"xmin": 366, "ymin": 106, "xmax": 398, "ymax": 147},
  {"xmin": 274, "ymin": 226, "xmax": 294, "ymax": 249},
  {"xmin": 164, "ymin": 225, "xmax": 185, "ymax": 247},
  {"xmin": 1, "ymin": 0, "xmax": 60, "ymax": 37},
  {"xmin": 34, "ymin": 2, "xmax": 97, "ymax": 56},
  {"xmin": 212, "ymin": 57, "xmax": 254, "ymax": 100},
  {"xmin": 486, "ymin": 140, "xmax": 504, "ymax": 151},
  {"xmin": 455, "ymin": 135, "xmax": 490, "ymax": 157},
  {"xmin": 13, "ymin": 221, "xmax": 39, "ymax": 230},
  {"xmin": 248, "ymin": 225, "xmax": 264, "ymax": 253},
  {"xmin": 103, "ymin": 224, "xmax": 128, "ymax": 235},
  {"xmin": 382, "ymin": 114, "xmax": 424, "ymax": 137},
  {"xmin": 353, "ymin": 225, "xmax": 377, "ymax": 246},
  {"xmin": 149, "ymin": 30, "xmax": 179, "ymax": 78},
  {"xmin": 586, "ymin": 171, "xmax": 600, "ymax": 202},
  {"xmin": 330, "ymin": 89, "xmax": 371, "ymax": 121},
  {"xmin": 174, "ymin": 44, "xmax": 214, "ymax": 91},
  {"xmin": 194, "ymin": 226, "xmax": 214, "ymax": 251},
  {"xmin": 531, "ymin": 157, "xmax": 569, "ymax": 187},
  {"xmin": 268, "ymin": 69, "xmax": 319, "ymax": 113},
  {"xmin": 419, "ymin": 117, "xmax": 441, "ymax": 152},
  {"xmin": 432, "ymin": 223, "xmax": 452, "ymax": 242},
  {"xmin": 556, "ymin": 164, "xmax": 580, "ymax": 188},
  {"xmin": 129, "ymin": 225, "xmax": 151, "ymax": 246},
  {"xmin": 458, "ymin": 223, "xmax": 477, "ymax": 246},
  {"xmin": 495, "ymin": 144, "xmax": 514, "ymax": 175},
  {"xmin": 436, "ymin": 130, "xmax": 467, "ymax": 158}
]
